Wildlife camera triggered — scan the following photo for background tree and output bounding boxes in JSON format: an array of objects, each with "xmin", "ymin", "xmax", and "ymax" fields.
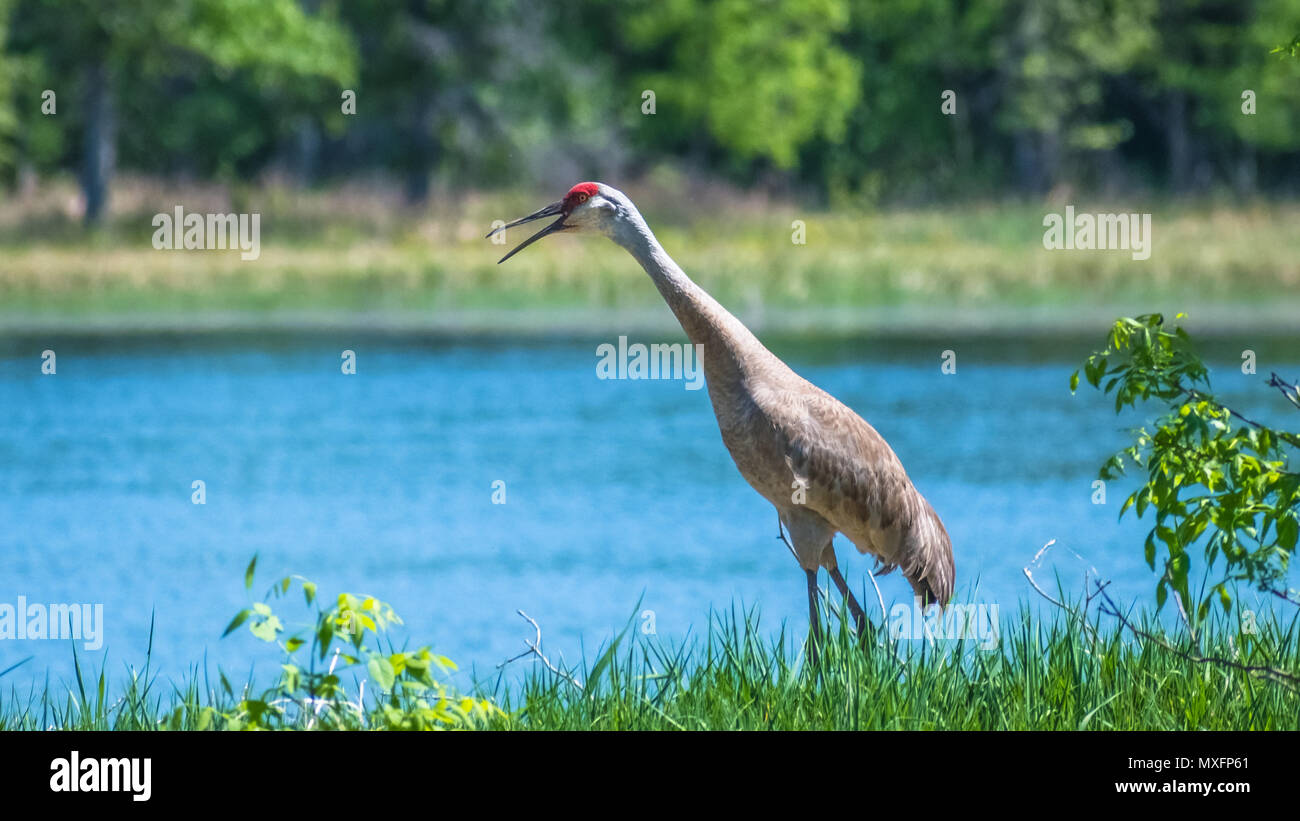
[
  {"xmin": 6, "ymin": 0, "xmax": 356, "ymax": 223},
  {"xmin": 4, "ymin": 0, "xmax": 1300, "ymax": 210},
  {"xmin": 0, "ymin": 0, "xmax": 13, "ymax": 181},
  {"xmin": 618, "ymin": 0, "xmax": 860, "ymax": 181}
]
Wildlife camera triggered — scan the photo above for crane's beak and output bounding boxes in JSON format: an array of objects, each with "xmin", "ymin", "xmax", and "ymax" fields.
[{"xmin": 486, "ymin": 201, "xmax": 571, "ymax": 264}]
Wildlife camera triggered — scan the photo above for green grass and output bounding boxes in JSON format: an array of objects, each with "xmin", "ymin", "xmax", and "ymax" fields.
[
  {"xmin": 492, "ymin": 602, "xmax": 1300, "ymax": 731},
  {"xmin": 4, "ymin": 598, "xmax": 1297, "ymax": 730},
  {"xmin": 3, "ymin": 179, "xmax": 1299, "ymax": 332}
]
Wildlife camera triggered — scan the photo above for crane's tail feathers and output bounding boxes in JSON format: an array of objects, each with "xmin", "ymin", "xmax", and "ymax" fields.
[
  {"xmin": 903, "ymin": 500, "xmax": 955, "ymax": 608},
  {"xmin": 914, "ymin": 577, "xmax": 949, "ymax": 608},
  {"xmin": 908, "ymin": 569, "xmax": 953, "ymax": 608}
]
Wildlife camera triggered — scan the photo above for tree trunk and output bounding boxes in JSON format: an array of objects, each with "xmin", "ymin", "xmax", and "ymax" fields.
[
  {"xmin": 1234, "ymin": 143, "xmax": 1257, "ymax": 197},
  {"xmin": 293, "ymin": 117, "xmax": 321, "ymax": 186},
  {"xmin": 403, "ymin": 161, "xmax": 431, "ymax": 204},
  {"xmin": 80, "ymin": 58, "xmax": 116, "ymax": 225},
  {"xmin": 402, "ymin": 94, "xmax": 437, "ymax": 205},
  {"xmin": 1165, "ymin": 90, "xmax": 1190, "ymax": 193}
]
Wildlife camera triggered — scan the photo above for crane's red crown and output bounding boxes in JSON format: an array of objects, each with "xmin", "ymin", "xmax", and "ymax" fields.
[{"xmin": 563, "ymin": 182, "xmax": 600, "ymax": 211}]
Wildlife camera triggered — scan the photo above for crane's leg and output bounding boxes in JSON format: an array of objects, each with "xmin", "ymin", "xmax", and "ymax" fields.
[
  {"xmin": 783, "ymin": 508, "xmax": 833, "ymax": 664},
  {"xmin": 805, "ymin": 568, "xmax": 821, "ymax": 662},
  {"xmin": 828, "ymin": 566, "xmax": 869, "ymax": 637}
]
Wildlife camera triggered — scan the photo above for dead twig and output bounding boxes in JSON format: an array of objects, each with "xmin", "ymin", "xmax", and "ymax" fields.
[
  {"xmin": 1023, "ymin": 540, "xmax": 1300, "ymax": 690},
  {"xmin": 1093, "ymin": 583, "xmax": 1300, "ymax": 690},
  {"xmin": 498, "ymin": 610, "xmax": 584, "ymax": 691},
  {"xmin": 1022, "ymin": 539, "xmax": 1109, "ymax": 641},
  {"xmin": 1267, "ymin": 586, "xmax": 1300, "ymax": 607},
  {"xmin": 1266, "ymin": 372, "xmax": 1300, "ymax": 413}
]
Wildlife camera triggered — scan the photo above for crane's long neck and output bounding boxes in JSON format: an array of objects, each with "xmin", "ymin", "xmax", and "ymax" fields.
[{"xmin": 609, "ymin": 210, "xmax": 761, "ymax": 365}]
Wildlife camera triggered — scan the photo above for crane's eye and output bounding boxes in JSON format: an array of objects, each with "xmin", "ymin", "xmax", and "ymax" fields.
[{"xmin": 576, "ymin": 192, "xmax": 588, "ymax": 203}]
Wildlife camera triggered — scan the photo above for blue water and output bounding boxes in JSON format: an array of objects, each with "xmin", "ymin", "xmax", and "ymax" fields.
[{"xmin": 1, "ymin": 330, "xmax": 1296, "ymax": 696}]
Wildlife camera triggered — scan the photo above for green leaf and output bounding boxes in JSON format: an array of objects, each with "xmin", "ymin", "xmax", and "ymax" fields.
[
  {"xmin": 368, "ymin": 656, "xmax": 396, "ymax": 691},
  {"xmin": 1277, "ymin": 516, "xmax": 1298, "ymax": 552},
  {"xmin": 249, "ymin": 614, "xmax": 283, "ymax": 642},
  {"xmin": 589, "ymin": 595, "xmax": 644, "ymax": 687},
  {"xmin": 222, "ymin": 608, "xmax": 252, "ymax": 638},
  {"xmin": 317, "ymin": 620, "xmax": 335, "ymax": 660},
  {"xmin": 281, "ymin": 663, "xmax": 301, "ymax": 692},
  {"xmin": 244, "ymin": 555, "xmax": 258, "ymax": 590}
]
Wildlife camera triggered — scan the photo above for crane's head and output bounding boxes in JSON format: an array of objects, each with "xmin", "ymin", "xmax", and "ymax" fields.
[{"xmin": 486, "ymin": 182, "xmax": 622, "ymax": 263}]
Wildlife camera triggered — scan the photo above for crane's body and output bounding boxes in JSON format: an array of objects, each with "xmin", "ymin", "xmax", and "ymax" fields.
[{"xmin": 489, "ymin": 182, "xmax": 954, "ymax": 639}]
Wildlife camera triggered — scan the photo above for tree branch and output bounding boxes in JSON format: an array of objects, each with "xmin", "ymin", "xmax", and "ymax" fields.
[
  {"xmin": 497, "ymin": 610, "xmax": 584, "ymax": 691},
  {"xmin": 1023, "ymin": 541, "xmax": 1300, "ymax": 690}
]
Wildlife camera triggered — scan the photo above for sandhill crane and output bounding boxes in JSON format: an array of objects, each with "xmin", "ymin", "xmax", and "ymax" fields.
[{"xmin": 488, "ymin": 182, "xmax": 954, "ymax": 643}]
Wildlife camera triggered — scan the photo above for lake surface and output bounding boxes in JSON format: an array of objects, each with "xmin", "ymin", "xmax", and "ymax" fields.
[{"xmin": 1, "ymin": 328, "xmax": 1296, "ymax": 696}]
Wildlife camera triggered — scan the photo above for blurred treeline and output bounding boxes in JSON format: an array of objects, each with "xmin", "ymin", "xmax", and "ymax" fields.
[{"xmin": 1, "ymin": 0, "xmax": 1299, "ymax": 223}]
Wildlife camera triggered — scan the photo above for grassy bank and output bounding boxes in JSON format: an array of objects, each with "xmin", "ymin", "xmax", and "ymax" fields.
[
  {"xmin": 2, "ymin": 180, "xmax": 1299, "ymax": 333},
  {"xmin": 4, "ymin": 602, "xmax": 1297, "ymax": 731},
  {"xmin": 500, "ymin": 606, "xmax": 1300, "ymax": 731}
]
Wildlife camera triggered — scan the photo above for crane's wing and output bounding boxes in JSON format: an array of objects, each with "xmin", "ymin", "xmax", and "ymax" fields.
[{"xmin": 778, "ymin": 389, "xmax": 954, "ymax": 606}]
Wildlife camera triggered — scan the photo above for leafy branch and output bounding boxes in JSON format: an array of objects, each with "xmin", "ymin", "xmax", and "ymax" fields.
[
  {"xmin": 1271, "ymin": 34, "xmax": 1300, "ymax": 58},
  {"xmin": 219, "ymin": 555, "xmax": 501, "ymax": 730},
  {"xmin": 1072, "ymin": 314, "xmax": 1300, "ymax": 629}
]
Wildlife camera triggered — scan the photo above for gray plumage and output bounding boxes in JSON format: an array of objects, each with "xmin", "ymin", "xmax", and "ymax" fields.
[{"xmin": 492, "ymin": 182, "xmax": 955, "ymax": 637}]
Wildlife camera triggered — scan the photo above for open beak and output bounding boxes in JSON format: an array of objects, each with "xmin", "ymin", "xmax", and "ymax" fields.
[{"xmin": 486, "ymin": 201, "xmax": 570, "ymax": 263}]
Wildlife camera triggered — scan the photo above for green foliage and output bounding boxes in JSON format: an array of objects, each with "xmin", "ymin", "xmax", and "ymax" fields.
[
  {"xmin": 1272, "ymin": 33, "xmax": 1300, "ymax": 56},
  {"xmin": 996, "ymin": 0, "xmax": 1153, "ymax": 152},
  {"xmin": 624, "ymin": 0, "xmax": 860, "ymax": 169},
  {"xmin": 4, "ymin": 596, "xmax": 1299, "ymax": 730},
  {"xmin": 1160, "ymin": 3, "xmax": 1300, "ymax": 154},
  {"xmin": 1073, "ymin": 314, "xmax": 1300, "ymax": 630},
  {"xmin": 0, "ymin": 0, "xmax": 11, "ymax": 175},
  {"xmin": 6, "ymin": 0, "xmax": 1300, "ymax": 198},
  {"xmin": 218, "ymin": 556, "xmax": 500, "ymax": 729},
  {"xmin": 180, "ymin": 0, "xmax": 356, "ymax": 85},
  {"xmin": 493, "ymin": 603, "xmax": 1300, "ymax": 730},
  {"xmin": 5, "ymin": 0, "xmax": 356, "ymax": 184}
]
